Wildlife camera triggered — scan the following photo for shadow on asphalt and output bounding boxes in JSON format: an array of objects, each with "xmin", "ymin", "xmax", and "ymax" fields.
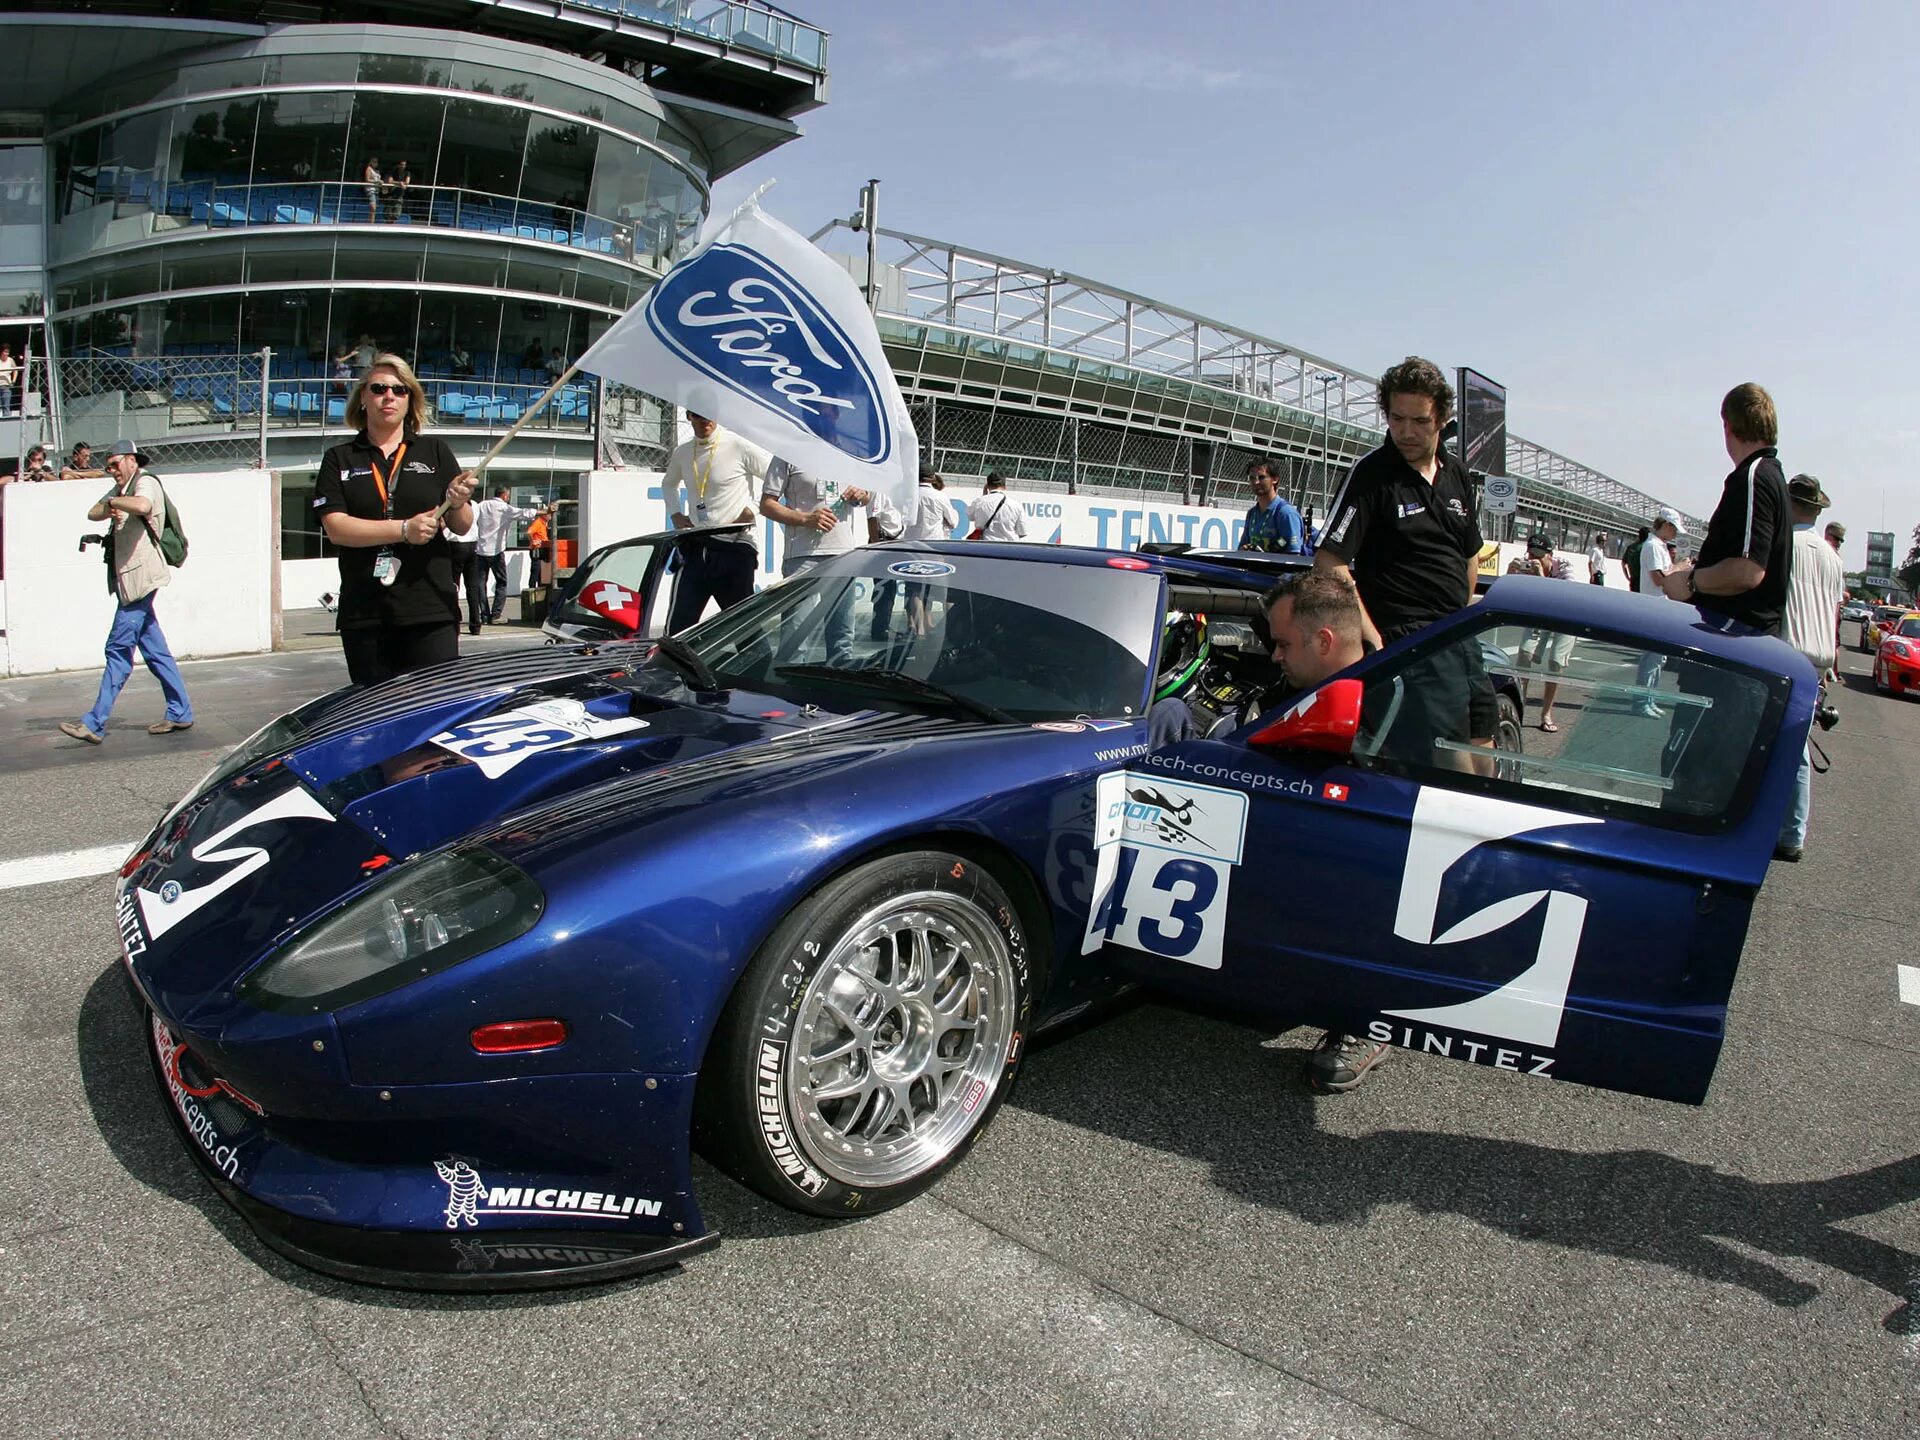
[{"xmin": 1007, "ymin": 1005, "xmax": 1919, "ymax": 1335}]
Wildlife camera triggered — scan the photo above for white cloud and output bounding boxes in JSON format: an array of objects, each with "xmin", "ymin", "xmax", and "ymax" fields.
[{"xmin": 975, "ymin": 35, "xmax": 1248, "ymax": 93}]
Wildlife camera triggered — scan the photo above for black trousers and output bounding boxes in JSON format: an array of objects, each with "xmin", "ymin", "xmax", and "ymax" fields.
[
  {"xmin": 667, "ymin": 539, "xmax": 757, "ymax": 634},
  {"xmin": 342, "ymin": 622, "xmax": 459, "ymax": 687},
  {"xmin": 447, "ymin": 541, "xmax": 482, "ymax": 629}
]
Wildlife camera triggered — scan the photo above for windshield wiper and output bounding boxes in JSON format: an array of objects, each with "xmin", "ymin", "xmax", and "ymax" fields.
[
  {"xmin": 775, "ymin": 664, "xmax": 1014, "ymax": 723},
  {"xmin": 653, "ymin": 634, "xmax": 721, "ymax": 691}
]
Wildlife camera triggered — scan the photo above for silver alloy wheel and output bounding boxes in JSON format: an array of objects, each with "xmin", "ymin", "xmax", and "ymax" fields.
[{"xmin": 786, "ymin": 889, "xmax": 1018, "ymax": 1188}]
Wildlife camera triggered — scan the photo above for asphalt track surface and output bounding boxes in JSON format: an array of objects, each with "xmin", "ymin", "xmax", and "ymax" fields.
[{"xmin": 1, "ymin": 621, "xmax": 1914, "ymax": 1439}]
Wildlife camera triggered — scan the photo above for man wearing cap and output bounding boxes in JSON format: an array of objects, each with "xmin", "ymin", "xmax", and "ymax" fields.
[
  {"xmin": 1777, "ymin": 474, "xmax": 1845, "ymax": 861},
  {"xmin": 1824, "ymin": 520, "xmax": 1846, "ymax": 554},
  {"xmin": 1632, "ymin": 507, "xmax": 1687, "ymax": 715},
  {"xmin": 59, "ymin": 440, "xmax": 194, "ymax": 745}
]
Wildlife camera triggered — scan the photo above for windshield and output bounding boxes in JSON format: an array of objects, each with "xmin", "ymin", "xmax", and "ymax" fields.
[
  {"xmin": 1895, "ymin": 618, "xmax": 1920, "ymax": 639},
  {"xmin": 676, "ymin": 548, "xmax": 1161, "ymax": 722}
]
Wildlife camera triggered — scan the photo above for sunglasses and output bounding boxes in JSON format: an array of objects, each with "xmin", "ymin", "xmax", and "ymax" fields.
[{"xmin": 364, "ymin": 382, "xmax": 408, "ymax": 397}]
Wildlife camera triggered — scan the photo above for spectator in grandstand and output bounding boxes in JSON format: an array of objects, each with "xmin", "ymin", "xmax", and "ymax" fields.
[
  {"xmin": 330, "ymin": 344, "xmax": 355, "ymax": 396},
  {"xmin": 522, "ymin": 338, "xmax": 546, "ymax": 372},
  {"xmin": 664, "ymin": 412, "xmax": 770, "ymax": 633},
  {"xmin": 312, "ymin": 355, "xmax": 476, "ymax": 686},
  {"xmin": 761, "ymin": 458, "xmax": 871, "ymax": 664},
  {"xmin": 1776, "ymin": 474, "xmax": 1845, "ymax": 863},
  {"xmin": 545, "ymin": 347, "xmax": 567, "ymax": 380},
  {"xmin": 966, "ymin": 472, "xmax": 1028, "ymax": 541},
  {"xmin": 473, "ymin": 485, "xmax": 541, "ymax": 622},
  {"xmin": 354, "ymin": 333, "xmax": 377, "ymax": 369},
  {"xmin": 362, "ymin": 156, "xmax": 383, "ymax": 222},
  {"xmin": 1239, "ymin": 457, "xmax": 1306, "ymax": 553},
  {"xmin": 1824, "ymin": 520, "xmax": 1845, "ymax": 554},
  {"xmin": 388, "ymin": 160, "xmax": 412, "ymax": 222},
  {"xmin": 58, "ymin": 440, "xmax": 195, "ymax": 745},
  {"xmin": 1588, "ymin": 532, "xmax": 1610, "ymax": 584},
  {"xmin": 0, "ymin": 343, "xmax": 16, "ymax": 415},
  {"xmin": 6, "ymin": 445, "xmax": 55, "ymax": 483},
  {"xmin": 904, "ymin": 468, "xmax": 958, "ymax": 637},
  {"xmin": 449, "ymin": 341, "xmax": 474, "ymax": 378},
  {"xmin": 61, "ymin": 442, "xmax": 104, "ymax": 482}
]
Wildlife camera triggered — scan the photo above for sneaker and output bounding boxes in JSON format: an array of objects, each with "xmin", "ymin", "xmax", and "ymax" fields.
[
  {"xmin": 1635, "ymin": 703, "xmax": 1666, "ymax": 718},
  {"xmin": 59, "ymin": 720, "xmax": 104, "ymax": 745},
  {"xmin": 1303, "ymin": 1031, "xmax": 1390, "ymax": 1093},
  {"xmin": 1773, "ymin": 842, "xmax": 1803, "ymax": 863}
]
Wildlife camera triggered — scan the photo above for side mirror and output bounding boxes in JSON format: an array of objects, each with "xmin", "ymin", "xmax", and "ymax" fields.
[{"xmin": 1246, "ymin": 677, "xmax": 1362, "ymax": 754}]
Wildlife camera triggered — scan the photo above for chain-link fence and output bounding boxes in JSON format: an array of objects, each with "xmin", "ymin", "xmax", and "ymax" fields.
[{"xmin": 596, "ymin": 382, "xmax": 675, "ymax": 470}]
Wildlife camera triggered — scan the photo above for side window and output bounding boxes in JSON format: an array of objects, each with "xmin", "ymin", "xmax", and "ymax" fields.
[{"xmin": 1354, "ymin": 620, "xmax": 1780, "ymax": 825}]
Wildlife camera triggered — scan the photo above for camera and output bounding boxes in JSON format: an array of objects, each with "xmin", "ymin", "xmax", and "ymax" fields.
[
  {"xmin": 1813, "ymin": 698, "xmax": 1839, "ymax": 731},
  {"xmin": 78, "ymin": 532, "xmax": 108, "ymax": 553}
]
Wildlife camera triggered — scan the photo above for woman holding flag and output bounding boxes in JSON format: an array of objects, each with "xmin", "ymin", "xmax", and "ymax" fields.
[{"xmin": 313, "ymin": 355, "xmax": 475, "ymax": 685}]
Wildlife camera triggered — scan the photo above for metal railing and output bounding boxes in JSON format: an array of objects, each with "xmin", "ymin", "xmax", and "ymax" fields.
[{"xmin": 565, "ymin": 0, "xmax": 829, "ymax": 69}]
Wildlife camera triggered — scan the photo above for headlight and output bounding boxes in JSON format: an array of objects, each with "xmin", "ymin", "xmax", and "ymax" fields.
[
  {"xmin": 239, "ymin": 849, "xmax": 544, "ymax": 1012},
  {"xmin": 1888, "ymin": 641, "xmax": 1912, "ymax": 659}
]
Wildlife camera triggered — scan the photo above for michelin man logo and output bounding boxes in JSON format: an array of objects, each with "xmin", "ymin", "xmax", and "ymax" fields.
[
  {"xmin": 1384, "ymin": 788, "xmax": 1600, "ymax": 1050},
  {"xmin": 435, "ymin": 1159, "xmax": 485, "ymax": 1229}
]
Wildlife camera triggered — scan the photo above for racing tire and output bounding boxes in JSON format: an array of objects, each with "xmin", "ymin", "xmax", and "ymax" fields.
[{"xmin": 698, "ymin": 849, "xmax": 1038, "ymax": 1218}]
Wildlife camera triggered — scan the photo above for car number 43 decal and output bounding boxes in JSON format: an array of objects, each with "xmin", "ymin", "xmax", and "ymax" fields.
[
  {"xmin": 1080, "ymin": 770, "xmax": 1248, "ymax": 970},
  {"xmin": 430, "ymin": 698, "xmax": 648, "ymax": 779}
]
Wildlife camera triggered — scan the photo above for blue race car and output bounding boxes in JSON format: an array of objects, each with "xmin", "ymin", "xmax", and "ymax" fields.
[{"xmin": 118, "ymin": 537, "xmax": 1814, "ymax": 1289}]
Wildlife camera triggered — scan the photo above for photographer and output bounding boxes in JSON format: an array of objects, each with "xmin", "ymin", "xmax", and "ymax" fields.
[
  {"xmin": 57, "ymin": 440, "xmax": 194, "ymax": 744},
  {"xmin": 1776, "ymin": 474, "xmax": 1844, "ymax": 862}
]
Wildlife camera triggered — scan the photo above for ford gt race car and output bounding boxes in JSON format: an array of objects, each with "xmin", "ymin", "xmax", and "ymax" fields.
[{"xmin": 117, "ymin": 539, "xmax": 1814, "ymax": 1290}]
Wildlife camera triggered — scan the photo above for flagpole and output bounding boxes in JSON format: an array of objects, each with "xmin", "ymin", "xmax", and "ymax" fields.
[{"xmin": 429, "ymin": 361, "xmax": 583, "ymax": 521}]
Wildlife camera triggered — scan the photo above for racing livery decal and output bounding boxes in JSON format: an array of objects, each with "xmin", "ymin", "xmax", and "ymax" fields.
[
  {"xmin": 151, "ymin": 1014, "xmax": 251, "ymax": 1182},
  {"xmin": 756, "ymin": 1040, "xmax": 830, "ymax": 1196},
  {"xmin": 429, "ymin": 698, "xmax": 649, "ymax": 779},
  {"xmin": 1380, "ymin": 787, "xmax": 1600, "ymax": 1052},
  {"xmin": 1081, "ymin": 769, "xmax": 1249, "ymax": 970},
  {"xmin": 432, "ymin": 1160, "xmax": 663, "ymax": 1226},
  {"xmin": 136, "ymin": 785, "xmax": 336, "ymax": 940}
]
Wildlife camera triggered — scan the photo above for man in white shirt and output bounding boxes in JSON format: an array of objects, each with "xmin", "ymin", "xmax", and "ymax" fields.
[
  {"xmin": 1632, "ymin": 506, "xmax": 1686, "ymax": 715},
  {"xmin": 965, "ymin": 472, "xmax": 1028, "ymax": 542},
  {"xmin": 761, "ymin": 457, "xmax": 870, "ymax": 664},
  {"xmin": 1776, "ymin": 474, "xmax": 1845, "ymax": 862},
  {"xmin": 904, "ymin": 468, "xmax": 958, "ymax": 637},
  {"xmin": 1587, "ymin": 533, "xmax": 1610, "ymax": 585},
  {"xmin": 472, "ymin": 486, "xmax": 540, "ymax": 623},
  {"xmin": 664, "ymin": 412, "xmax": 770, "ymax": 633}
]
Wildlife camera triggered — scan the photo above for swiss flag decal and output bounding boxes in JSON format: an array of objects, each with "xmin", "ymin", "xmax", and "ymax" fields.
[
  {"xmin": 1323, "ymin": 783, "xmax": 1350, "ymax": 802},
  {"xmin": 582, "ymin": 580, "xmax": 642, "ymax": 631}
]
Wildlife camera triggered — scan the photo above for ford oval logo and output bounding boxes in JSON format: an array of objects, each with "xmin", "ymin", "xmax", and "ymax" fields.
[
  {"xmin": 645, "ymin": 242, "xmax": 894, "ymax": 463},
  {"xmin": 887, "ymin": 560, "xmax": 956, "ymax": 578},
  {"xmin": 159, "ymin": 880, "xmax": 182, "ymax": 904}
]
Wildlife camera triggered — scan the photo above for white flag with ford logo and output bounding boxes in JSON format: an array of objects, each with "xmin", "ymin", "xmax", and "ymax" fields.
[{"xmin": 576, "ymin": 200, "xmax": 919, "ymax": 516}]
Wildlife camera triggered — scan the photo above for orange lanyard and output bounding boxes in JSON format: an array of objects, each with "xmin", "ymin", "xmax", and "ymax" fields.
[{"xmin": 370, "ymin": 441, "xmax": 408, "ymax": 518}]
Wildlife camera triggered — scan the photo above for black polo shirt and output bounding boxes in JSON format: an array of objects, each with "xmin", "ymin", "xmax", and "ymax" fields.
[
  {"xmin": 1319, "ymin": 442, "xmax": 1483, "ymax": 637},
  {"xmin": 314, "ymin": 431, "xmax": 465, "ymax": 631},
  {"xmin": 1693, "ymin": 447, "xmax": 1790, "ymax": 636}
]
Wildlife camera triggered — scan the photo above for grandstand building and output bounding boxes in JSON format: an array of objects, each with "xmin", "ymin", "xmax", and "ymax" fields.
[
  {"xmin": 814, "ymin": 225, "xmax": 1702, "ymax": 547},
  {"xmin": 0, "ymin": 0, "xmax": 827, "ymax": 559}
]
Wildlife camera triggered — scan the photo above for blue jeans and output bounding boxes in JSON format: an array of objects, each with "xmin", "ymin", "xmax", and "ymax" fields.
[
  {"xmin": 82, "ymin": 592, "xmax": 193, "ymax": 734},
  {"xmin": 1780, "ymin": 730, "xmax": 1811, "ymax": 849},
  {"xmin": 782, "ymin": 553, "xmax": 854, "ymax": 666}
]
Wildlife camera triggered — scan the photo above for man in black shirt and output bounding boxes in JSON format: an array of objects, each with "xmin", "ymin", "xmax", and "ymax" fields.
[
  {"xmin": 1661, "ymin": 382, "xmax": 1791, "ymax": 636},
  {"xmin": 1304, "ymin": 356, "xmax": 1493, "ymax": 1095}
]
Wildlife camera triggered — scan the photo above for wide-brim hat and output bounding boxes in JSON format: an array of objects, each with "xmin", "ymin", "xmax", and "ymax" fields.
[{"xmin": 1787, "ymin": 473, "xmax": 1831, "ymax": 509}]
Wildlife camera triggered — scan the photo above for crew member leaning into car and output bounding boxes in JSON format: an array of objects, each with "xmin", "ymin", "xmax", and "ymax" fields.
[
  {"xmin": 314, "ymin": 355, "xmax": 475, "ymax": 687},
  {"xmin": 1313, "ymin": 355, "xmax": 1494, "ymax": 772},
  {"xmin": 1260, "ymin": 571, "xmax": 1389, "ymax": 1094}
]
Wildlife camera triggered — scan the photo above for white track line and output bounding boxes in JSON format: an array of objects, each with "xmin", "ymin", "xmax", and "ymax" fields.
[
  {"xmin": 0, "ymin": 844, "xmax": 135, "ymax": 892},
  {"xmin": 1899, "ymin": 965, "xmax": 1920, "ymax": 1008}
]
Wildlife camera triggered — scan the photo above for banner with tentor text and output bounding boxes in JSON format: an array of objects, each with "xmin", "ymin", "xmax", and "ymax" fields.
[{"xmin": 576, "ymin": 201, "xmax": 919, "ymax": 517}]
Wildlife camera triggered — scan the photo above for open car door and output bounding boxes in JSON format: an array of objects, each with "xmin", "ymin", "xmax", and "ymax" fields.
[
  {"xmin": 543, "ymin": 523, "xmax": 750, "ymax": 645},
  {"xmin": 1081, "ymin": 588, "xmax": 1813, "ymax": 1104}
]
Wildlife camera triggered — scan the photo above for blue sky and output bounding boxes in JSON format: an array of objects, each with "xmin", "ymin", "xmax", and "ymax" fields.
[{"xmin": 712, "ymin": 0, "xmax": 1920, "ymax": 564}]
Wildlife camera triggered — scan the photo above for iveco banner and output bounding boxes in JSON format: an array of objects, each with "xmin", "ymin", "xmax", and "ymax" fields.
[{"xmin": 576, "ymin": 201, "xmax": 919, "ymax": 517}]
